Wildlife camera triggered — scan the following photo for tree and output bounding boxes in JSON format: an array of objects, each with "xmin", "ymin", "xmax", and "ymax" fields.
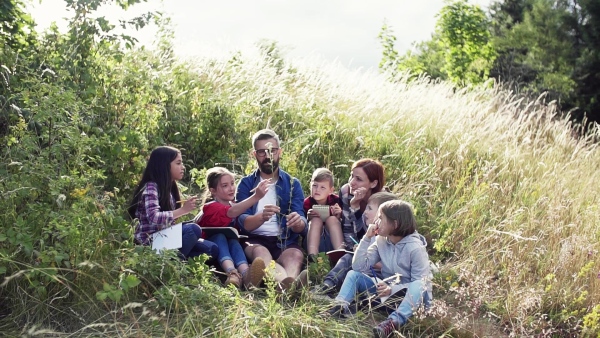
[
  {"xmin": 0, "ymin": 0, "xmax": 35, "ymax": 50},
  {"xmin": 378, "ymin": 0, "xmax": 496, "ymax": 86},
  {"xmin": 378, "ymin": 23, "xmax": 446, "ymax": 81},
  {"xmin": 568, "ymin": 0, "xmax": 600, "ymax": 123},
  {"xmin": 489, "ymin": 0, "xmax": 600, "ymax": 124},
  {"xmin": 436, "ymin": 0, "xmax": 496, "ymax": 85}
]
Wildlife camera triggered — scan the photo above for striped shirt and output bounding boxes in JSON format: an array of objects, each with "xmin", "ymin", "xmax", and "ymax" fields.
[{"xmin": 133, "ymin": 182, "xmax": 175, "ymax": 245}]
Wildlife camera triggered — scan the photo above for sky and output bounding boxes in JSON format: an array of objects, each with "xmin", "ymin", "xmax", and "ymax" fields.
[{"xmin": 28, "ymin": 0, "xmax": 493, "ymax": 71}]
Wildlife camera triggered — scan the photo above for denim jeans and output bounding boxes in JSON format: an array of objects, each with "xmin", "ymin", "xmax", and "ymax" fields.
[
  {"xmin": 335, "ymin": 270, "xmax": 377, "ymax": 303},
  {"xmin": 323, "ymin": 253, "xmax": 353, "ymax": 288},
  {"xmin": 335, "ymin": 270, "xmax": 430, "ymax": 326},
  {"xmin": 324, "ymin": 254, "xmax": 382, "ymax": 289},
  {"xmin": 386, "ymin": 278, "xmax": 430, "ymax": 325},
  {"xmin": 208, "ymin": 233, "xmax": 248, "ymax": 268},
  {"xmin": 180, "ymin": 223, "xmax": 219, "ymax": 261}
]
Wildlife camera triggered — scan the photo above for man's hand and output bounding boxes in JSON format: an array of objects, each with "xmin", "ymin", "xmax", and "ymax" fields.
[
  {"xmin": 261, "ymin": 204, "xmax": 280, "ymax": 222},
  {"xmin": 286, "ymin": 212, "xmax": 305, "ymax": 233}
]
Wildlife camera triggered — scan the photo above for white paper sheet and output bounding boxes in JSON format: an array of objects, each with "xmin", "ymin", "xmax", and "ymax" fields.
[
  {"xmin": 151, "ymin": 223, "xmax": 182, "ymax": 253},
  {"xmin": 371, "ymin": 274, "xmax": 403, "ymax": 303}
]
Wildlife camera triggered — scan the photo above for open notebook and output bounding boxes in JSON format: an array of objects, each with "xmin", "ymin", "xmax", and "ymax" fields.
[
  {"xmin": 371, "ymin": 274, "xmax": 404, "ymax": 303},
  {"xmin": 312, "ymin": 205, "xmax": 331, "ymax": 221},
  {"xmin": 325, "ymin": 249, "xmax": 353, "ymax": 265},
  {"xmin": 151, "ymin": 223, "xmax": 183, "ymax": 253},
  {"xmin": 202, "ymin": 227, "xmax": 247, "ymax": 240}
]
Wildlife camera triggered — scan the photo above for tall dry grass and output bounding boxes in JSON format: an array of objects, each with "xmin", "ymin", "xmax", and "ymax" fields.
[{"xmin": 186, "ymin": 50, "xmax": 600, "ymax": 335}]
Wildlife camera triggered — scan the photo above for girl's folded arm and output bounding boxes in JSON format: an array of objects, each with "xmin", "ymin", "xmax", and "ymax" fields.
[{"xmin": 352, "ymin": 238, "xmax": 380, "ymax": 274}]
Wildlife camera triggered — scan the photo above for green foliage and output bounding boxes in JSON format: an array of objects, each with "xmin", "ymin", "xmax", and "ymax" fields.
[
  {"xmin": 378, "ymin": 0, "xmax": 495, "ymax": 86},
  {"xmin": 582, "ymin": 304, "xmax": 600, "ymax": 335},
  {"xmin": 379, "ymin": 23, "xmax": 447, "ymax": 82},
  {"xmin": 489, "ymin": 0, "xmax": 600, "ymax": 123},
  {"xmin": 378, "ymin": 22, "xmax": 401, "ymax": 79},
  {"xmin": 437, "ymin": 0, "xmax": 497, "ymax": 85},
  {"xmin": 382, "ymin": 0, "xmax": 600, "ymax": 124},
  {"xmin": 492, "ymin": 0, "xmax": 575, "ymax": 95},
  {"xmin": 0, "ymin": 0, "xmax": 35, "ymax": 50}
]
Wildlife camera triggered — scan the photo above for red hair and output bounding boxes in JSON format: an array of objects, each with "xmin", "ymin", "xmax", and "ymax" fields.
[{"xmin": 352, "ymin": 158, "xmax": 385, "ymax": 193}]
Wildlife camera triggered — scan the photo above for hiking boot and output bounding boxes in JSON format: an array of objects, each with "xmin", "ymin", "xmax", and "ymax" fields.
[
  {"xmin": 224, "ymin": 269, "xmax": 242, "ymax": 289},
  {"xmin": 373, "ymin": 318, "xmax": 398, "ymax": 338},
  {"xmin": 307, "ymin": 253, "xmax": 318, "ymax": 263},
  {"xmin": 321, "ymin": 303, "xmax": 353, "ymax": 319},
  {"xmin": 244, "ymin": 257, "xmax": 266, "ymax": 289}
]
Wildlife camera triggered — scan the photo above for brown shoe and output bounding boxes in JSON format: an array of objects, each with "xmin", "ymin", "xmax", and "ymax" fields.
[
  {"xmin": 277, "ymin": 276, "xmax": 295, "ymax": 292},
  {"xmin": 225, "ymin": 269, "xmax": 242, "ymax": 289},
  {"xmin": 244, "ymin": 257, "xmax": 266, "ymax": 289},
  {"xmin": 294, "ymin": 269, "xmax": 309, "ymax": 289}
]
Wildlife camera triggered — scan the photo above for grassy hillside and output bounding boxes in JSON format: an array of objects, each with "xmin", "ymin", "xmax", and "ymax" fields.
[{"xmin": 1, "ymin": 32, "xmax": 599, "ymax": 336}]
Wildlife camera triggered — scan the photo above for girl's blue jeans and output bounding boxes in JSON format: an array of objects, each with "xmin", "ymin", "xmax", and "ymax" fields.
[
  {"xmin": 208, "ymin": 233, "xmax": 248, "ymax": 268},
  {"xmin": 324, "ymin": 253, "xmax": 382, "ymax": 289},
  {"xmin": 335, "ymin": 270, "xmax": 430, "ymax": 325},
  {"xmin": 180, "ymin": 223, "xmax": 219, "ymax": 261}
]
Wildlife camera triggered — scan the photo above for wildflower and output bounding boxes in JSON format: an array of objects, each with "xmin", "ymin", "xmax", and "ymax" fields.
[
  {"xmin": 56, "ymin": 194, "xmax": 66, "ymax": 207},
  {"xmin": 265, "ymin": 141, "xmax": 274, "ymax": 158},
  {"xmin": 70, "ymin": 187, "xmax": 89, "ymax": 198}
]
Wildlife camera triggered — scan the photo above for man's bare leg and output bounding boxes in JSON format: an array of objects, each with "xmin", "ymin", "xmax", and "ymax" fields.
[
  {"xmin": 245, "ymin": 244, "xmax": 287, "ymax": 282},
  {"xmin": 276, "ymin": 247, "xmax": 304, "ymax": 279}
]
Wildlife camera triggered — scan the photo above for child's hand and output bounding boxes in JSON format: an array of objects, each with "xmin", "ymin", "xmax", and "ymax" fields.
[
  {"xmin": 182, "ymin": 196, "xmax": 197, "ymax": 214},
  {"xmin": 330, "ymin": 204, "xmax": 342, "ymax": 218},
  {"xmin": 307, "ymin": 209, "xmax": 320, "ymax": 220},
  {"xmin": 376, "ymin": 282, "xmax": 391, "ymax": 298},
  {"xmin": 365, "ymin": 221, "xmax": 378, "ymax": 239},
  {"xmin": 253, "ymin": 179, "xmax": 271, "ymax": 199}
]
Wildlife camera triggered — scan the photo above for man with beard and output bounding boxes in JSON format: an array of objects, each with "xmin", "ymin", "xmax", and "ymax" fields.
[{"xmin": 236, "ymin": 129, "xmax": 308, "ymax": 290}]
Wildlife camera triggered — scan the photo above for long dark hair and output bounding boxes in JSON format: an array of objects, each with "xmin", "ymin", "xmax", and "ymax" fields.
[{"xmin": 128, "ymin": 146, "xmax": 182, "ymax": 219}]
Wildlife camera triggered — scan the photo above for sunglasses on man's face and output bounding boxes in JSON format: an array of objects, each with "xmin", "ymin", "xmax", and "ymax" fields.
[{"xmin": 255, "ymin": 148, "xmax": 279, "ymax": 157}]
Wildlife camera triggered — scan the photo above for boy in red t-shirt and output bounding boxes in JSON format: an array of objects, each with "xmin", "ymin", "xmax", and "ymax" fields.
[{"xmin": 304, "ymin": 168, "xmax": 343, "ymax": 261}]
